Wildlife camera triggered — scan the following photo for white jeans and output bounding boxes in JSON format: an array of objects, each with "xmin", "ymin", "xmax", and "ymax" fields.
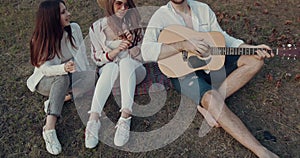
[{"xmin": 90, "ymin": 58, "xmax": 146, "ymax": 115}]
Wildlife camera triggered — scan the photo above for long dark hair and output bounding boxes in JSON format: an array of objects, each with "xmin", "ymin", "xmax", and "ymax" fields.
[
  {"xmin": 30, "ymin": 0, "xmax": 75, "ymax": 67},
  {"xmin": 105, "ymin": 0, "xmax": 143, "ymax": 47}
]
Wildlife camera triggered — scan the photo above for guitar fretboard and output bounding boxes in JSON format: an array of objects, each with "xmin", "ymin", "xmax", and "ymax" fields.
[{"xmin": 210, "ymin": 47, "xmax": 276, "ymax": 55}]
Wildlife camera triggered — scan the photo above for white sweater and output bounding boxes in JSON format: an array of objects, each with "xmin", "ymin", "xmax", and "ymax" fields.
[{"xmin": 27, "ymin": 23, "xmax": 89, "ymax": 92}]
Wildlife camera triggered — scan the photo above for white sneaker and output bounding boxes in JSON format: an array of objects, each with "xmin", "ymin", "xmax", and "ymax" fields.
[
  {"xmin": 114, "ymin": 117, "xmax": 131, "ymax": 146},
  {"xmin": 42, "ymin": 126, "xmax": 62, "ymax": 155},
  {"xmin": 85, "ymin": 120, "xmax": 101, "ymax": 148}
]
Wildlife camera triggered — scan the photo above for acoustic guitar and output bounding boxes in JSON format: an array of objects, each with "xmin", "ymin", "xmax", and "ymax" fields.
[{"xmin": 157, "ymin": 25, "xmax": 299, "ymax": 78}]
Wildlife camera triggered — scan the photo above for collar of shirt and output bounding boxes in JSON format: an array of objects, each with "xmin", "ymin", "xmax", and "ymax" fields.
[{"xmin": 166, "ymin": 0, "xmax": 200, "ymax": 31}]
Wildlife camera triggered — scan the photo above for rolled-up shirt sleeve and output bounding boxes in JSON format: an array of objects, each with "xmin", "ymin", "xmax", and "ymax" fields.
[
  {"xmin": 39, "ymin": 61, "xmax": 67, "ymax": 76},
  {"xmin": 141, "ymin": 12, "xmax": 165, "ymax": 62},
  {"xmin": 141, "ymin": 29, "xmax": 162, "ymax": 62}
]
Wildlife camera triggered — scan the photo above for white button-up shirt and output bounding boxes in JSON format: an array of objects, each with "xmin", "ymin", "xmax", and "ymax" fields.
[{"xmin": 141, "ymin": 0, "xmax": 244, "ymax": 62}]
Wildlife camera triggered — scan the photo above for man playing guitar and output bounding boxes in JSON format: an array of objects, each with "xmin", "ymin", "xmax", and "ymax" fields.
[{"xmin": 142, "ymin": 0, "xmax": 278, "ymax": 157}]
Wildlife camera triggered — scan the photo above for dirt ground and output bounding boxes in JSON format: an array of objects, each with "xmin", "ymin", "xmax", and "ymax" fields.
[{"xmin": 0, "ymin": 0, "xmax": 299, "ymax": 157}]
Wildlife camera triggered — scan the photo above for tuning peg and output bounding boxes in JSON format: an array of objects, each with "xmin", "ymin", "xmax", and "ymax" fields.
[{"xmin": 282, "ymin": 44, "xmax": 286, "ymax": 50}]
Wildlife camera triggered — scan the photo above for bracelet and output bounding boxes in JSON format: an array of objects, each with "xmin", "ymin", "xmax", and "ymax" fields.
[{"xmin": 105, "ymin": 52, "xmax": 113, "ymax": 62}]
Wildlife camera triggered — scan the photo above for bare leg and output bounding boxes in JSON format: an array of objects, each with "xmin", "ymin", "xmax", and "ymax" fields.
[
  {"xmin": 87, "ymin": 110, "xmax": 132, "ymax": 121},
  {"xmin": 44, "ymin": 115, "xmax": 57, "ymax": 130},
  {"xmin": 64, "ymin": 94, "xmax": 72, "ymax": 102},
  {"xmin": 89, "ymin": 112, "xmax": 100, "ymax": 121},
  {"xmin": 198, "ymin": 56, "xmax": 278, "ymax": 157},
  {"xmin": 121, "ymin": 109, "xmax": 131, "ymax": 118},
  {"xmin": 218, "ymin": 56, "xmax": 264, "ymax": 99},
  {"xmin": 87, "ymin": 110, "xmax": 131, "ymax": 121},
  {"xmin": 202, "ymin": 90, "xmax": 278, "ymax": 158},
  {"xmin": 199, "ymin": 56, "xmax": 264, "ymax": 127},
  {"xmin": 197, "ymin": 106, "xmax": 220, "ymax": 127}
]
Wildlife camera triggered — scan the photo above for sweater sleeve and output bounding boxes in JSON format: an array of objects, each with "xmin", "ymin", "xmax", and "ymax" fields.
[
  {"xmin": 38, "ymin": 60, "xmax": 68, "ymax": 76},
  {"xmin": 89, "ymin": 21, "xmax": 111, "ymax": 66}
]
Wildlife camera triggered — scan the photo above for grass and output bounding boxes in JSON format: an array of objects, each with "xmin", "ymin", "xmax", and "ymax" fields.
[{"xmin": 0, "ymin": 0, "xmax": 299, "ymax": 157}]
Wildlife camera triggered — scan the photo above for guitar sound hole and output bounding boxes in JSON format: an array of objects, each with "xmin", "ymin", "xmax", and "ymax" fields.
[{"xmin": 187, "ymin": 56, "xmax": 211, "ymax": 68}]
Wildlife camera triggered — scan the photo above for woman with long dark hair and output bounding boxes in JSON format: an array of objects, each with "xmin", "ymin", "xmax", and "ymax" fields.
[
  {"xmin": 27, "ymin": 0, "xmax": 93, "ymax": 155},
  {"xmin": 85, "ymin": 0, "xmax": 146, "ymax": 148}
]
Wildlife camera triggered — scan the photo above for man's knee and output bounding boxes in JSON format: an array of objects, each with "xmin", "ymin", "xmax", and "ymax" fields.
[
  {"xmin": 200, "ymin": 90, "xmax": 228, "ymax": 120},
  {"xmin": 201, "ymin": 90, "xmax": 223, "ymax": 108}
]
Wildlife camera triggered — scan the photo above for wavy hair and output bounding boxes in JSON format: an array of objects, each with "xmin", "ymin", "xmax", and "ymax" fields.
[{"xmin": 30, "ymin": 0, "xmax": 75, "ymax": 67}]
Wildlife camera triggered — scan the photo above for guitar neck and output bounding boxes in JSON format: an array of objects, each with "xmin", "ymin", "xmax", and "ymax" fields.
[{"xmin": 211, "ymin": 47, "xmax": 277, "ymax": 55}]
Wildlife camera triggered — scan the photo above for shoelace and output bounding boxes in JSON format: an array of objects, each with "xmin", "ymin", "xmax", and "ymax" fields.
[
  {"xmin": 86, "ymin": 122, "xmax": 99, "ymax": 138},
  {"xmin": 45, "ymin": 131, "xmax": 55, "ymax": 144},
  {"xmin": 45, "ymin": 131, "xmax": 61, "ymax": 154},
  {"xmin": 115, "ymin": 120, "xmax": 130, "ymax": 138}
]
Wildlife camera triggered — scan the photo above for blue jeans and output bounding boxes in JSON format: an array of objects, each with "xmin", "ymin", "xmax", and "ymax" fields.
[{"xmin": 170, "ymin": 55, "xmax": 240, "ymax": 105}]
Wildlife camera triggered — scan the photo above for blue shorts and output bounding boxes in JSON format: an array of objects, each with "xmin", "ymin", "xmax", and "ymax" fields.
[{"xmin": 170, "ymin": 55, "xmax": 240, "ymax": 105}]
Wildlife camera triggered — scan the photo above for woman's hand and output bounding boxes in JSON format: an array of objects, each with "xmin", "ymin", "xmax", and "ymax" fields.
[
  {"xmin": 108, "ymin": 30, "xmax": 133, "ymax": 60},
  {"xmin": 116, "ymin": 39, "xmax": 132, "ymax": 52},
  {"xmin": 123, "ymin": 29, "xmax": 133, "ymax": 42},
  {"xmin": 64, "ymin": 60, "xmax": 76, "ymax": 73},
  {"xmin": 107, "ymin": 40, "xmax": 132, "ymax": 60}
]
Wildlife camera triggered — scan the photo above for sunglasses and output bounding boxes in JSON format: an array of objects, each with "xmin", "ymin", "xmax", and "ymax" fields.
[{"xmin": 114, "ymin": 1, "xmax": 129, "ymax": 9}]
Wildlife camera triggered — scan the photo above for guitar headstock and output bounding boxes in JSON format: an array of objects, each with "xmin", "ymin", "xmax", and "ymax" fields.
[{"xmin": 276, "ymin": 44, "xmax": 299, "ymax": 60}]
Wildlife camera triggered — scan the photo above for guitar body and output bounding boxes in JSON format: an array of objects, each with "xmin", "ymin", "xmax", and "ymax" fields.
[{"xmin": 158, "ymin": 25, "xmax": 226, "ymax": 78}]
